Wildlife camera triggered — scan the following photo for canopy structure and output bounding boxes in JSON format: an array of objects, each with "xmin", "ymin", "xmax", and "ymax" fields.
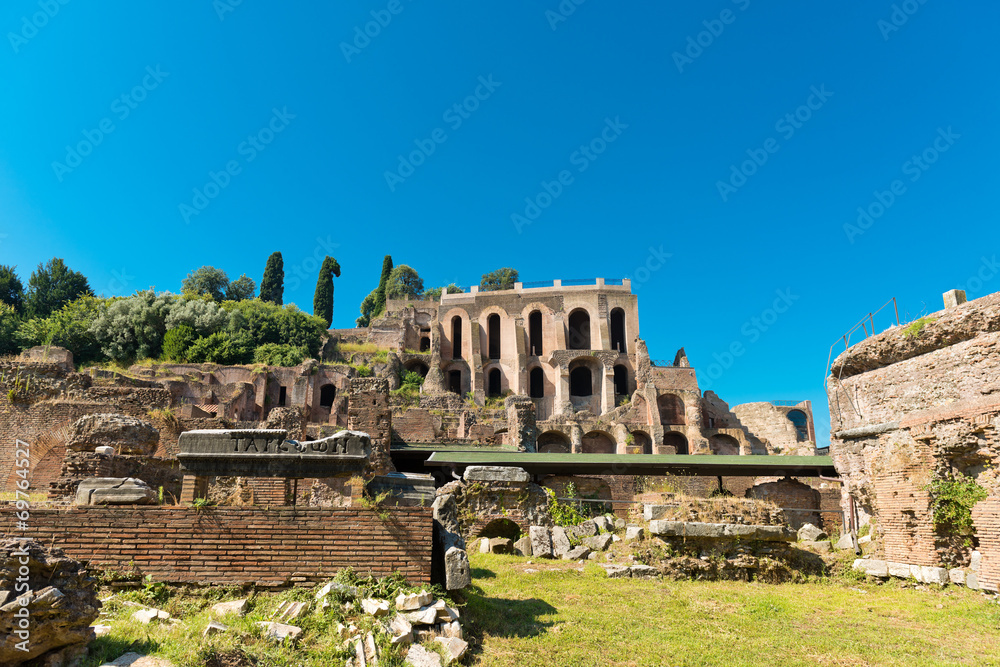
[{"xmin": 422, "ymin": 451, "xmax": 838, "ymax": 478}]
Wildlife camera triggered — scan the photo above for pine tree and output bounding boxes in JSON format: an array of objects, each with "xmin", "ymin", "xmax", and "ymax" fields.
[
  {"xmin": 260, "ymin": 252, "xmax": 284, "ymax": 305},
  {"xmin": 313, "ymin": 256, "xmax": 341, "ymax": 327}
]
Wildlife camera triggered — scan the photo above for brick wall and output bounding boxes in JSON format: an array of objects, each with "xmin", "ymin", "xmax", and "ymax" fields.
[
  {"xmin": 2, "ymin": 506, "xmax": 432, "ymax": 587},
  {"xmin": 747, "ymin": 478, "xmax": 821, "ymax": 530},
  {"xmin": 972, "ymin": 496, "xmax": 1000, "ymax": 591}
]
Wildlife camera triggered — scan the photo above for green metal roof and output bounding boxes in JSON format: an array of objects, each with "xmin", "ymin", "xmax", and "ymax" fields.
[{"xmin": 423, "ymin": 452, "xmax": 838, "ymax": 477}]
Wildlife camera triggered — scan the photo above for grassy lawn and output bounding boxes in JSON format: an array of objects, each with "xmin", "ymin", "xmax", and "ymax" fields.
[{"xmin": 464, "ymin": 552, "xmax": 1000, "ymax": 667}]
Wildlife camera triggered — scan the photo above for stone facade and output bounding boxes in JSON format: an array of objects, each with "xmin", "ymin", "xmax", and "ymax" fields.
[{"xmin": 829, "ymin": 290, "xmax": 1000, "ymax": 589}]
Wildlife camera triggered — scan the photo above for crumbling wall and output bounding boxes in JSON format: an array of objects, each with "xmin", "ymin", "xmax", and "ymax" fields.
[
  {"xmin": 746, "ymin": 477, "xmax": 821, "ymax": 530},
  {"xmin": 348, "ymin": 377, "xmax": 394, "ymax": 477},
  {"xmin": 732, "ymin": 401, "xmax": 814, "ymax": 455}
]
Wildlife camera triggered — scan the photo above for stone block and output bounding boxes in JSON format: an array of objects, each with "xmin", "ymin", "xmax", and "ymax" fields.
[
  {"xmin": 643, "ymin": 505, "xmax": 671, "ymax": 522},
  {"xmin": 396, "ymin": 591, "xmax": 433, "ymax": 612},
  {"xmin": 479, "ymin": 537, "xmax": 490, "ymax": 554},
  {"xmin": 566, "ymin": 520, "xmax": 598, "ymax": 540},
  {"xmin": 551, "ymin": 526, "xmax": 571, "ymax": 558},
  {"xmin": 68, "ymin": 413, "xmax": 159, "ymax": 455},
  {"xmin": 132, "ymin": 608, "xmax": 170, "ymax": 624},
  {"xmin": 802, "ymin": 540, "xmax": 831, "ymax": 554},
  {"xmin": 971, "ymin": 550, "xmax": 982, "ymax": 572},
  {"xmin": 887, "ymin": 562, "xmax": 912, "ymax": 579},
  {"xmin": 949, "ymin": 569, "xmax": 966, "ymax": 586},
  {"xmin": 909, "ymin": 565, "xmax": 924, "ymax": 583},
  {"xmin": 529, "ymin": 526, "xmax": 553, "ymax": 558},
  {"xmin": 76, "ymin": 478, "xmax": 157, "ymax": 506},
  {"xmin": 564, "ymin": 546, "xmax": 591, "ymax": 560},
  {"xmin": 629, "ymin": 565, "xmax": 659, "ymax": 579},
  {"xmin": 361, "ymin": 599, "xmax": 390, "ymax": 617},
  {"xmin": 463, "ymin": 466, "xmax": 530, "ymax": 483},
  {"xmin": 966, "ymin": 573, "xmax": 980, "ymax": 590},
  {"xmin": 489, "ymin": 537, "xmax": 513, "ymax": 555},
  {"xmin": 211, "ymin": 599, "xmax": 248, "ymax": 617},
  {"xmin": 797, "ymin": 523, "xmax": 827, "ymax": 542},
  {"xmin": 434, "ymin": 636, "xmax": 468, "ymax": 664},
  {"xmin": 257, "ymin": 621, "xmax": 302, "ymax": 642},
  {"xmin": 614, "ymin": 518, "xmax": 626, "ymax": 529},
  {"xmin": 600, "ymin": 564, "xmax": 632, "ymax": 578},
  {"xmin": 404, "ymin": 606, "xmax": 438, "ymax": 626},
  {"xmin": 406, "ymin": 644, "xmax": 442, "ymax": 667},
  {"xmin": 834, "ymin": 533, "xmax": 854, "ymax": 550},
  {"xmin": 921, "ymin": 566, "xmax": 949, "ymax": 586},
  {"xmin": 444, "ymin": 547, "xmax": 470, "ymax": 590},
  {"xmin": 624, "ymin": 526, "xmax": 644, "ymax": 541},
  {"xmin": 592, "ymin": 516, "xmax": 614, "ymax": 533},
  {"xmin": 853, "ymin": 559, "xmax": 888, "ymax": 578},
  {"xmin": 94, "ymin": 446, "xmax": 115, "ymax": 456},
  {"xmin": 514, "ymin": 536, "xmax": 532, "ymax": 557},
  {"xmin": 203, "ymin": 621, "xmax": 228, "ymax": 637},
  {"xmin": 943, "ymin": 289, "xmax": 967, "ymax": 309},
  {"xmin": 581, "ymin": 534, "xmax": 614, "ymax": 551}
]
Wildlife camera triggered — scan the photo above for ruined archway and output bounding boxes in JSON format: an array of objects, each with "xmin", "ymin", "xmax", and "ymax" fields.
[
  {"xmin": 787, "ymin": 409, "xmax": 809, "ymax": 442},
  {"xmin": 537, "ymin": 430, "xmax": 571, "ymax": 453},
  {"xmin": 613, "ymin": 364, "xmax": 629, "ymax": 397},
  {"xmin": 631, "ymin": 430, "xmax": 652, "ymax": 454},
  {"xmin": 662, "ymin": 432, "xmax": 688, "ymax": 455},
  {"xmin": 487, "ymin": 313, "xmax": 501, "ymax": 360},
  {"xmin": 657, "ymin": 394, "xmax": 686, "ymax": 425},
  {"xmin": 403, "ymin": 360, "xmax": 429, "ymax": 377},
  {"xmin": 568, "ymin": 309, "xmax": 591, "ymax": 350},
  {"xmin": 319, "ymin": 384, "xmax": 337, "ymax": 408},
  {"xmin": 487, "ymin": 368, "xmax": 502, "ymax": 398},
  {"xmin": 581, "ymin": 430, "xmax": 615, "ymax": 454},
  {"xmin": 709, "ymin": 434, "xmax": 740, "ymax": 455},
  {"xmin": 478, "ymin": 517, "xmax": 522, "ymax": 540}
]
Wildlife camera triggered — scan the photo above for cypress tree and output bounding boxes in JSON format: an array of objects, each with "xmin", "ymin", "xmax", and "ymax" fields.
[
  {"xmin": 260, "ymin": 251, "xmax": 284, "ymax": 305},
  {"xmin": 372, "ymin": 255, "xmax": 393, "ymax": 319},
  {"xmin": 313, "ymin": 256, "xmax": 341, "ymax": 327}
]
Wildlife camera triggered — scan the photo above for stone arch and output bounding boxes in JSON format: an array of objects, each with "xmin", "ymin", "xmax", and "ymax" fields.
[
  {"xmin": 787, "ymin": 409, "xmax": 809, "ymax": 442},
  {"xmin": 709, "ymin": 433, "xmax": 740, "ymax": 455},
  {"xmin": 528, "ymin": 310, "xmax": 543, "ymax": 356},
  {"xmin": 662, "ymin": 431, "xmax": 688, "ymax": 455},
  {"xmin": 529, "ymin": 366, "xmax": 544, "ymax": 398},
  {"xmin": 567, "ymin": 308, "xmax": 591, "ymax": 350},
  {"xmin": 538, "ymin": 430, "xmax": 571, "ymax": 453},
  {"xmin": 581, "ymin": 430, "xmax": 615, "ymax": 454},
  {"xmin": 487, "ymin": 367, "xmax": 502, "ymax": 397},
  {"xmin": 319, "ymin": 384, "xmax": 337, "ymax": 408},
  {"xmin": 444, "ymin": 362, "xmax": 467, "ymax": 395},
  {"xmin": 478, "ymin": 517, "xmax": 522, "ymax": 540},
  {"xmin": 613, "ymin": 364, "xmax": 630, "ymax": 397},
  {"xmin": 487, "ymin": 313, "xmax": 501, "ymax": 360},
  {"xmin": 610, "ymin": 307, "xmax": 627, "ymax": 353},
  {"xmin": 403, "ymin": 359, "xmax": 429, "ymax": 377},
  {"xmin": 631, "ymin": 430, "xmax": 652, "ymax": 454},
  {"xmin": 657, "ymin": 393, "xmax": 686, "ymax": 425}
]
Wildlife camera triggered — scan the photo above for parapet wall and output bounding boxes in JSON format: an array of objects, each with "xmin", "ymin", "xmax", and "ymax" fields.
[{"xmin": 2, "ymin": 506, "xmax": 432, "ymax": 587}]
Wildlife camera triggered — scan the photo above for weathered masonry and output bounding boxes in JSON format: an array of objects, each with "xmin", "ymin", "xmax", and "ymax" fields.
[{"xmin": 829, "ymin": 289, "xmax": 1000, "ymax": 591}]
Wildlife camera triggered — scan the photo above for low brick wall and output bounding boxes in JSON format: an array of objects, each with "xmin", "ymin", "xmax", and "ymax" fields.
[
  {"xmin": 2, "ymin": 506, "xmax": 432, "ymax": 587},
  {"xmin": 973, "ymin": 496, "xmax": 1000, "ymax": 591}
]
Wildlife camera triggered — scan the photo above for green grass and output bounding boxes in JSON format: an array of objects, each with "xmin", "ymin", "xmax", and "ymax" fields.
[{"xmin": 463, "ymin": 552, "xmax": 1000, "ymax": 666}]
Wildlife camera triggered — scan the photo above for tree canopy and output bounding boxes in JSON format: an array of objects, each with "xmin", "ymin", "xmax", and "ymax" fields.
[
  {"xmin": 0, "ymin": 265, "xmax": 25, "ymax": 314},
  {"xmin": 480, "ymin": 267, "xmax": 519, "ymax": 292},
  {"xmin": 260, "ymin": 252, "xmax": 284, "ymax": 305},
  {"xmin": 312, "ymin": 256, "xmax": 341, "ymax": 327},
  {"xmin": 181, "ymin": 266, "xmax": 230, "ymax": 301},
  {"xmin": 385, "ymin": 265, "xmax": 424, "ymax": 300},
  {"xmin": 26, "ymin": 258, "xmax": 93, "ymax": 318},
  {"xmin": 225, "ymin": 274, "xmax": 257, "ymax": 301}
]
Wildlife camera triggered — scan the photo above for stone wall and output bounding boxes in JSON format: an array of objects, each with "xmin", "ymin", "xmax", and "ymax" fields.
[
  {"xmin": 731, "ymin": 401, "xmax": 815, "ymax": 455},
  {"xmin": 348, "ymin": 378, "xmax": 394, "ymax": 477},
  {"xmin": 972, "ymin": 495, "xmax": 1000, "ymax": 591},
  {"xmin": 746, "ymin": 477, "xmax": 820, "ymax": 530},
  {"xmin": 2, "ymin": 506, "xmax": 432, "ymax": 586}
]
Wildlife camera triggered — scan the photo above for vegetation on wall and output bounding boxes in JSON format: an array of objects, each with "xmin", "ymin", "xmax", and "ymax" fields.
[
  {"xmin": 480, "ymin": 267, "xmax": 519, "ymax": 292},
  {"xmin": 928, "ymin": 473, "xmax": 987, "ymax": 535},
  {"xmin": 902, "ymin": 316, "xmax": 937, "ymax": 339}
]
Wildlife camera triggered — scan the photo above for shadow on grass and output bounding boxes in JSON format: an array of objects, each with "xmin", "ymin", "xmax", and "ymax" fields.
[
  {"xmin": 472, "ymin": 567, "xmax": 497, "ymax": 579},
  {"xmin": 83, "ymin": 637, "xmax": 160, "ymax": 667},
  {"xmin": 464, "ymin": 589, "xmax": 558, "ymax": 639}
]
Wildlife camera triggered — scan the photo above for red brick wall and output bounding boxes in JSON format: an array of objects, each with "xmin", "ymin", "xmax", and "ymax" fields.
[
  {"xmin": 872, "ymin": 442, "xmax": 938, "ymax": 566},
  {"xmin": 973, "ymin": 496, "xmax": 1000, "ymax": 592},
  {"xmin": 2, "ymin": 506, "xmax": 432, "ymax": 587}
]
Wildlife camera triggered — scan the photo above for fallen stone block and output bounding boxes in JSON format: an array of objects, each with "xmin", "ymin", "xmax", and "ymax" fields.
[
  {"xmin": 566, "ymin": 520, "xmax": 598, "ymax": 540},
  {"xmin": 600, "ymin": 564, "xmax": 632, "ymax": 578},
  {"xmin": 404, "ymin": 606, "xmax": 439, "ymax": 626},
  {"xmin": 433, "ymin": 599, "xmax": 460, "ymax": 622},
  {"xmin": 435, "ymin": 636, "xmax": 468, "ymax": 664},
  {"xmin": 643, "ymin": 505, "xmax": 671, "ymax": 522},
  {"xmin": 489, "ymin": 537, "xmax": 513, "ymax": 554},
  {"xmin": 853, "ymin": 559, "xmax": 888, "ymax": 578},
  {"xmin": 315, "ymin": 581, "xmax": 358, "ymax": 601},
  {"xmin": 132, "ymin": 608, "xmax": 170, "ymax": 624},
  {"xmin": 625, "ymin": 526, "xmax": 644, "ymax": 541},
  {"xmin": 529, "ymin": 526, "xmax": 553, "ymax": 558},
  {"xmin": 922, "ymin": 566, "xmax": 949, "ymax": 586},
  {"xmin": 361, "ymin": 598, "xmax": 390, "ymax": 617},
  {"xmin": 257, "ymin": 621, "xmax": 302, "ymax": 642},
  {"xmin": 514, "ymin": 536, "xmax": 532, "ymax": 557},
  {"xmin": 582, "ymin": 533, "xmax": 614, "ymax": 551},
  {"xmin": 629, "ymin": 565, "xmax": 659, "ymax": 579},
  {"xmin": 614, "ymin": 518, "xmax": 626, "ymax": 529},
  {"xmin": 564, "ymin": 545, "xmax": 591, "ymax": 561},
  {"xmin": 966, "ymin": 573, "xmax": 980, "ymax": 590},
  {"xmin": 441, "ymin": 620, "xmax": 463, "ymax": 639},
  {"xmin": 463, "ymin": 466, "xmax": 530, "ymax": 483},
  {"xmin": 971, "ymin": 550, "xmax": 982, "ymax": 572},
  {"xmin": 396, "ymin": 590, "xmax": 433, "ymax": 612},
  {"xmin": 406, "ymin": 644, "xmax": 442, "ymax": 667},
  {"xmin": 203, "ymin": 621, "xmax": 228, "ymax": 637},
  {"xmin": 802, "ymin": 540, "xmax": 831, "ymax": 554},
  {"xmin": 479, "ymin": 537, "xmax": 490, "ymax": 553},
  {"xmin": 76, "ymin": 478, "xmax": 157, "ymax": 506},
  {"xmin": 797, "ymin": 523, "xmax": 827, "ymax": 542},
  {"xmin": 444, "ymin": 547, "xmax": 470, "ymax": 590},
  {"xmin": 887, "ymin": 562, "xmax": 911, "ymax": 579},
  {"xmin": 834, "ymin": 533, "xmax": 854, "ymax": 550},
  {"xmin": 211, "ymin": 599, "xmax": 248, "ymax": 617},
  {"xmin": 592, "ymin": 516, "xmax": 614, "ymax": 533},
  {"xmin": 551, "ymin": 526, "xmax": 571, "ymax": 558},
  {"xmin": 949, "ymin": 569, "xmax": 966, "ymax": 586}
]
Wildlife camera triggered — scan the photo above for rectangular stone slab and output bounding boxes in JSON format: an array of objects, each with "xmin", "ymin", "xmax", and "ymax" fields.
[{"xmin": 178, "ymin": 429, "xmax": 371, "ymax": 477}]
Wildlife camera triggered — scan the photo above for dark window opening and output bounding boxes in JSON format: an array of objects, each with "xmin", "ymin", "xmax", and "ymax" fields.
[
  {"xmin": 451, "ymin": 317, "xmax": 463, "ymax": 360},
  {"xmin": 570, "ymin": 367, "xmax": 592, "ymax": 396},
  {"xmin": 319, "ymin": 384, "xmax": 336, "ymax": 408},
  {"xmin": 613, "ymin": 365, "xmax": 629, "ymax": 396},
  {"xmin": 663, "ymin": 432, "xmax": 688, "ymax": 455},
  {"xmin": 487, "ymin": 314, "xmax": 501, "ymax": 360},
  {"xmin": 658, "ymin": 394, "xmax": 685, "ymax": 425},
  {"xmin": 419, "ymin": 337, "xmax": 430, "ymax": 352},
  {"xmin": 448, "ymin": 370, "xmax": 462, "ymax": 395},
  {"xmin": 568, "ymin": 310, "xmax": 591, "ymax": 350},
  {"xmin": 488, "ymin": 368, "xmax": 502, "ymax": 397},
  {"xmin": 610, "ymin": 308, "xmax": 627, "ymax": 353},
  {"xmin": 529, "ymin": 367, "xmax": 544, "ymax": 398},
  {"xmin": 529, "ymin": 310, "xmax": 543, "ymax": 356},
  {"xmin": 788, "ymin": 409, "xmax": 809, "ymax": 442},
  {"xmin": 278, "ymin": 386, "xmax": 287, "ymax": 407}
]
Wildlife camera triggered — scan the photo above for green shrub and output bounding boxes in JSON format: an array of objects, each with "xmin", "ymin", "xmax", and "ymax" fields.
[
  {"xmin": 928, "ymin": 474, "xmax": 987, "ymax": 533},
  {"xmin": 544, "ymin": 487, "xmax": 586, "ymax": 527},
  {"xmin": 222, "ymin": 299, "xmax": 326, "ymax": 357},
  {"xmin": 903, "ymin": 316, "xmax": 936, "ymax": 339},
  {"xmin": 253, "ymin": 343, "xmax": 308, "ymax": 367},
  {"xmin": 0, "ymin": 303, "xmax": 22, "ymax": 356},
  {"xmin": 89, "ymin": 290, "xmax": 173, "ymax": 362},
  {"xmin": 185, "ymin": 331, "xmax": 253, "ymax": 365},
  {"xmin": 162, "ymin": 324, "xmax": 197, "ymax": 361},
  {"xmin": 16, "ymin": 295, "xmax": 104, "ymax": 363},
  {"xmin": 355, "ymin": 363, "xmax": 372, "ymax": 377},
  {"xmin": 400, "ymin": 370, "xmax": 424, "ymax": 390}
]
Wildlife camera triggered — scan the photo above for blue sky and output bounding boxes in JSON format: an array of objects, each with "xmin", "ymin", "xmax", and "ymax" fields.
[{"xmin": 2, "ymin": 1, "xmax": 998, "ymax": 444}]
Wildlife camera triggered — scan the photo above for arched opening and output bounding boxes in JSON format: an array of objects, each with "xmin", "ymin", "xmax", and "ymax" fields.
[
  {"xmin": 632, "ymin": 430, "xmax": 652, "ymax": 454},
  {"xmin": 319, "ymin": 384, "xmax": 336, "ymax": 409},
  {"xmin": 537, "ymin": 430, "xmax": 571, "ymax": 453},
  {"xmin": 478, "ymin": 518, "xmax": 521, "ymax": 540},
  {"xmin": 451, "ymin": 316, "xmax": 463, "ymax": 360},
  {"xmin": 662, "ymin": 432, "xmax": 688, "ymax": 455},
  {"xmin": 404, "ymin": 360, "xmax": 429, "ymax": 377},
  {"xmin": 528, "ymin": 310, "xmax": 543, "ymax": 356},
  {"xmin": 488, "ymin": 368, "xmax": 502, "ymax": 397},
  {"xmin": 419, "ymin": 336, "xmax": 430, "ymax": 352},
  {"xmin": 787, "ymin": 409, "xmax": 809, "ymax": 442},
  {"xmin": 657, "ymin": 394, "xmax": 686, "ymax": 425},
  {"xmin": 487, "ymin": 313, "xmax": 501, "ymax": 360},
  {"xmin": 709, "ymin": 434, "xmax": 740, "ymax": 456},
  {"xmin": 529, "ymin": 367, "xmax": 544, "ymax": 398},
  {"xmin": 448, "ymin": 370, "xmax": 462, "ymax": 395},
  {"xmin": 567, "ymin": 309, "xmax": 591, "ymax": 350},
  {"xmin": 613, "ymin": 364, "xmax": 629, "ymax": 397},
  {"xmin": 569, "ymin": 367, "xmax": 592, "ymax": 396},
  {"xmin": 581, "ymin": 430, "xmax": 615, "ymax": 454},
  {"xmin": 610, "ymin": 308, "xmax": 627, "ymax": 353}
]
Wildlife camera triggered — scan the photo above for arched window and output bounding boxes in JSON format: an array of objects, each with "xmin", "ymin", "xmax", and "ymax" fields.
[
  {"xmin": 537, "ymin": 430, "xmax": 571, "ymax": 453},
  {"xmin": 451, "ymin": 316, "xmax": 463, "ymax": 360},
  {"xmin": 419, "ymin": 336, "xmax": 430, "ymax": 352},
  {"xmin": 528, "ymin": 310, "xmax": 543, "ymax": 356},
  {"xmin": 709, "ymin": 434, "xmax": 740, "ymax": 455},
  {"xmin": 319, "ymin": 384, "xmax": 336, "ymax": 409},
  {"xmin": 657, "ymin": 394, "xmax": 686, "ymax": 425},
  {"xmin": 610, "ymin": 308, "xmax": 627, "ymax": 353},
  {"xmin": 663, "ymin": 432, "xmax": 688, "ymax": 455},
  {"xmin": 613, "ymin": 365, "xmax": 629, "ymax": 397},
  {"xmin": 488, "ymin": 368, "xmax": 502, "ymax": 397},
  {"xmin": 568, "ymin": 309, "xmax": 591, "ymax": 350},
  {"xmin": 405, "ymin": 360, "xmax": 429, "ymax": 377},
  {"xmin": 787, "ymin": 410, "xmax": 809, "ymax": 442},
  {"xmin": 569, "ymin": 367, "xmax": 592, "ymax": 396},
  {"xmin": 529, "ymin": 367, "xmax": 544, "ymax": 398},
  {"xmin": 581, "ymin": 430, "xmax": 615, "ymax": 453},
  {"xmin": 632, "ymin": 431, "xmax": 652, "ymax": 454},
  {"xmin": 487, "ymin": 314, "xmax": 501, "ymax": 360}
]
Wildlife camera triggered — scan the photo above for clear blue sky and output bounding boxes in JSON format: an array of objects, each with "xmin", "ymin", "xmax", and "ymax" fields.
[{"xmin": 2, "ymin": 1, "xmax": 998, "ymax": 444}]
